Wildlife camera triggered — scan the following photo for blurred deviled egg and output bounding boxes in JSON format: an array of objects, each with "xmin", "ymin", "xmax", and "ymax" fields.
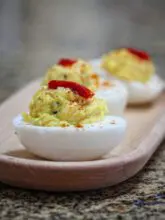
[
  {"xmin": 90, "ymin": 48, "xmax": 164, "ymax": 105},
  {"xmin": 13, "ymin": 81, "xmax": 126, "ymax": 161},
  {"xmin": 42, "ymin": 58, "xmax": 128, "ymax": 115}
]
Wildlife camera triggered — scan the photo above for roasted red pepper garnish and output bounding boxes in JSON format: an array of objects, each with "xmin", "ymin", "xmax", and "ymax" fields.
[
  {"xmin": 58, "ymin": 58, "xmax": 77, "ymax": 67},
  {"xmin": 127, "ymin": 48, "xmax": 150, "ymax": 61},
  {"xmin": 48, "ymin": 80, "xmax": 94, "ymax": 99}
]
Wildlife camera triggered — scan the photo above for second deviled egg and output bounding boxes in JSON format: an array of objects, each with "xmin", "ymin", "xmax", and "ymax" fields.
[{"xmin": 42, "ymin": 58, "xmax": 128, "ymax": 115}]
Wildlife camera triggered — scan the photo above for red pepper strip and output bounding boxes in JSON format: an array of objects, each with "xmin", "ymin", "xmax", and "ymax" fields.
[
  {"xmin": 58, "ymin": 58, "xmax": 77, "ymax": 67},
  {"xmin": 48, "ymin": 80, "xmax": 94, "ymax": 99},
  {"xmin": 127, "ymin": 48, "xmax": 150, "ymax": 61}
]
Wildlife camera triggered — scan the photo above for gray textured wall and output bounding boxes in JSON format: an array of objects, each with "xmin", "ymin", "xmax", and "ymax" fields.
[{"xmin": 0, "ymin": 0, "xmax": 165, "ymax": 78}]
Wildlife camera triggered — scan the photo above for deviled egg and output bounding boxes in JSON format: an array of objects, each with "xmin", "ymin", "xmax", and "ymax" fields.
[
  {"xmin": 13, "ymin": 81, "xmax": 126, "ymax": 161},
  {"xmin": 90, "ymin": 48, "xmax": 164, "ymax": 105},
  {"xmin": 42, "ymin": 58, "xmax": 128, "ymax": 115}
]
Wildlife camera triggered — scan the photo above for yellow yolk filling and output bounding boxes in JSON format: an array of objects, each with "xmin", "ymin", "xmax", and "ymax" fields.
[
  {"xmin": 23, "ymin": 86, "xmax": 107, "ymax": 127},
  {"xmin": 102, "ymin": 49, "xmax": 155, "ymax": 83},
  {"xmin": 42, "ymin": 59, "xmax": 100, "ymax": 91}
]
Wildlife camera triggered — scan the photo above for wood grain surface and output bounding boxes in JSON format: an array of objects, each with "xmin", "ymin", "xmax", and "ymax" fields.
[{"xmin": 0, "ymin": 79, "xmax": 165, "ymax": 191}]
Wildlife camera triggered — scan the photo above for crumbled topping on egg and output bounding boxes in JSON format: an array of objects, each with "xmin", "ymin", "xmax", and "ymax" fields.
[{"xmin": 102, "ymin": 48, "xmax": 155, "ymax": 83}]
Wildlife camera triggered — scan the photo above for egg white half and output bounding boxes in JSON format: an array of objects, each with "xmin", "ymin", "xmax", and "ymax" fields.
[
  {"xmin": 123, "ymin": 74, "xmax": 165, "ymax": 104},
  {"xmin": 90, "ymin": 58, "xmax": 165, "ymax": 104},
  {"xmin": 96, "ymin": 79, "xmax": 128, "ymax": 115},
  {"xmin": 90, "ymin": 58, "xmax": 107, "ymax": 78},
  {"xmin": 13, "ymin": 115, "xmax": 126, "ymax": 161}
]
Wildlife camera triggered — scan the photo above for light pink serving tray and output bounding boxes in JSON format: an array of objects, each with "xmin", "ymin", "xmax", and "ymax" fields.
[{"xmin": 0, "ymin": 79, "xmax": 165, "ymax": 191}]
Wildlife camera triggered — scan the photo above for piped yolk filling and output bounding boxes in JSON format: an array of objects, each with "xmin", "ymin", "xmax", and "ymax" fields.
[
  {"xmin": 42, "ymin": 59, "xmax": 100, "ymax": 91},
  {"xmin": 23, "ymin": 85, "xmax": 107, "ymax": 127}
]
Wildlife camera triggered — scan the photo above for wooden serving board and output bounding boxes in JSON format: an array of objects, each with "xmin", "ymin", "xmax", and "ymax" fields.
[{"xmin": 0, "ymin": 79, "xmax": 165, "ymax": 191}]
